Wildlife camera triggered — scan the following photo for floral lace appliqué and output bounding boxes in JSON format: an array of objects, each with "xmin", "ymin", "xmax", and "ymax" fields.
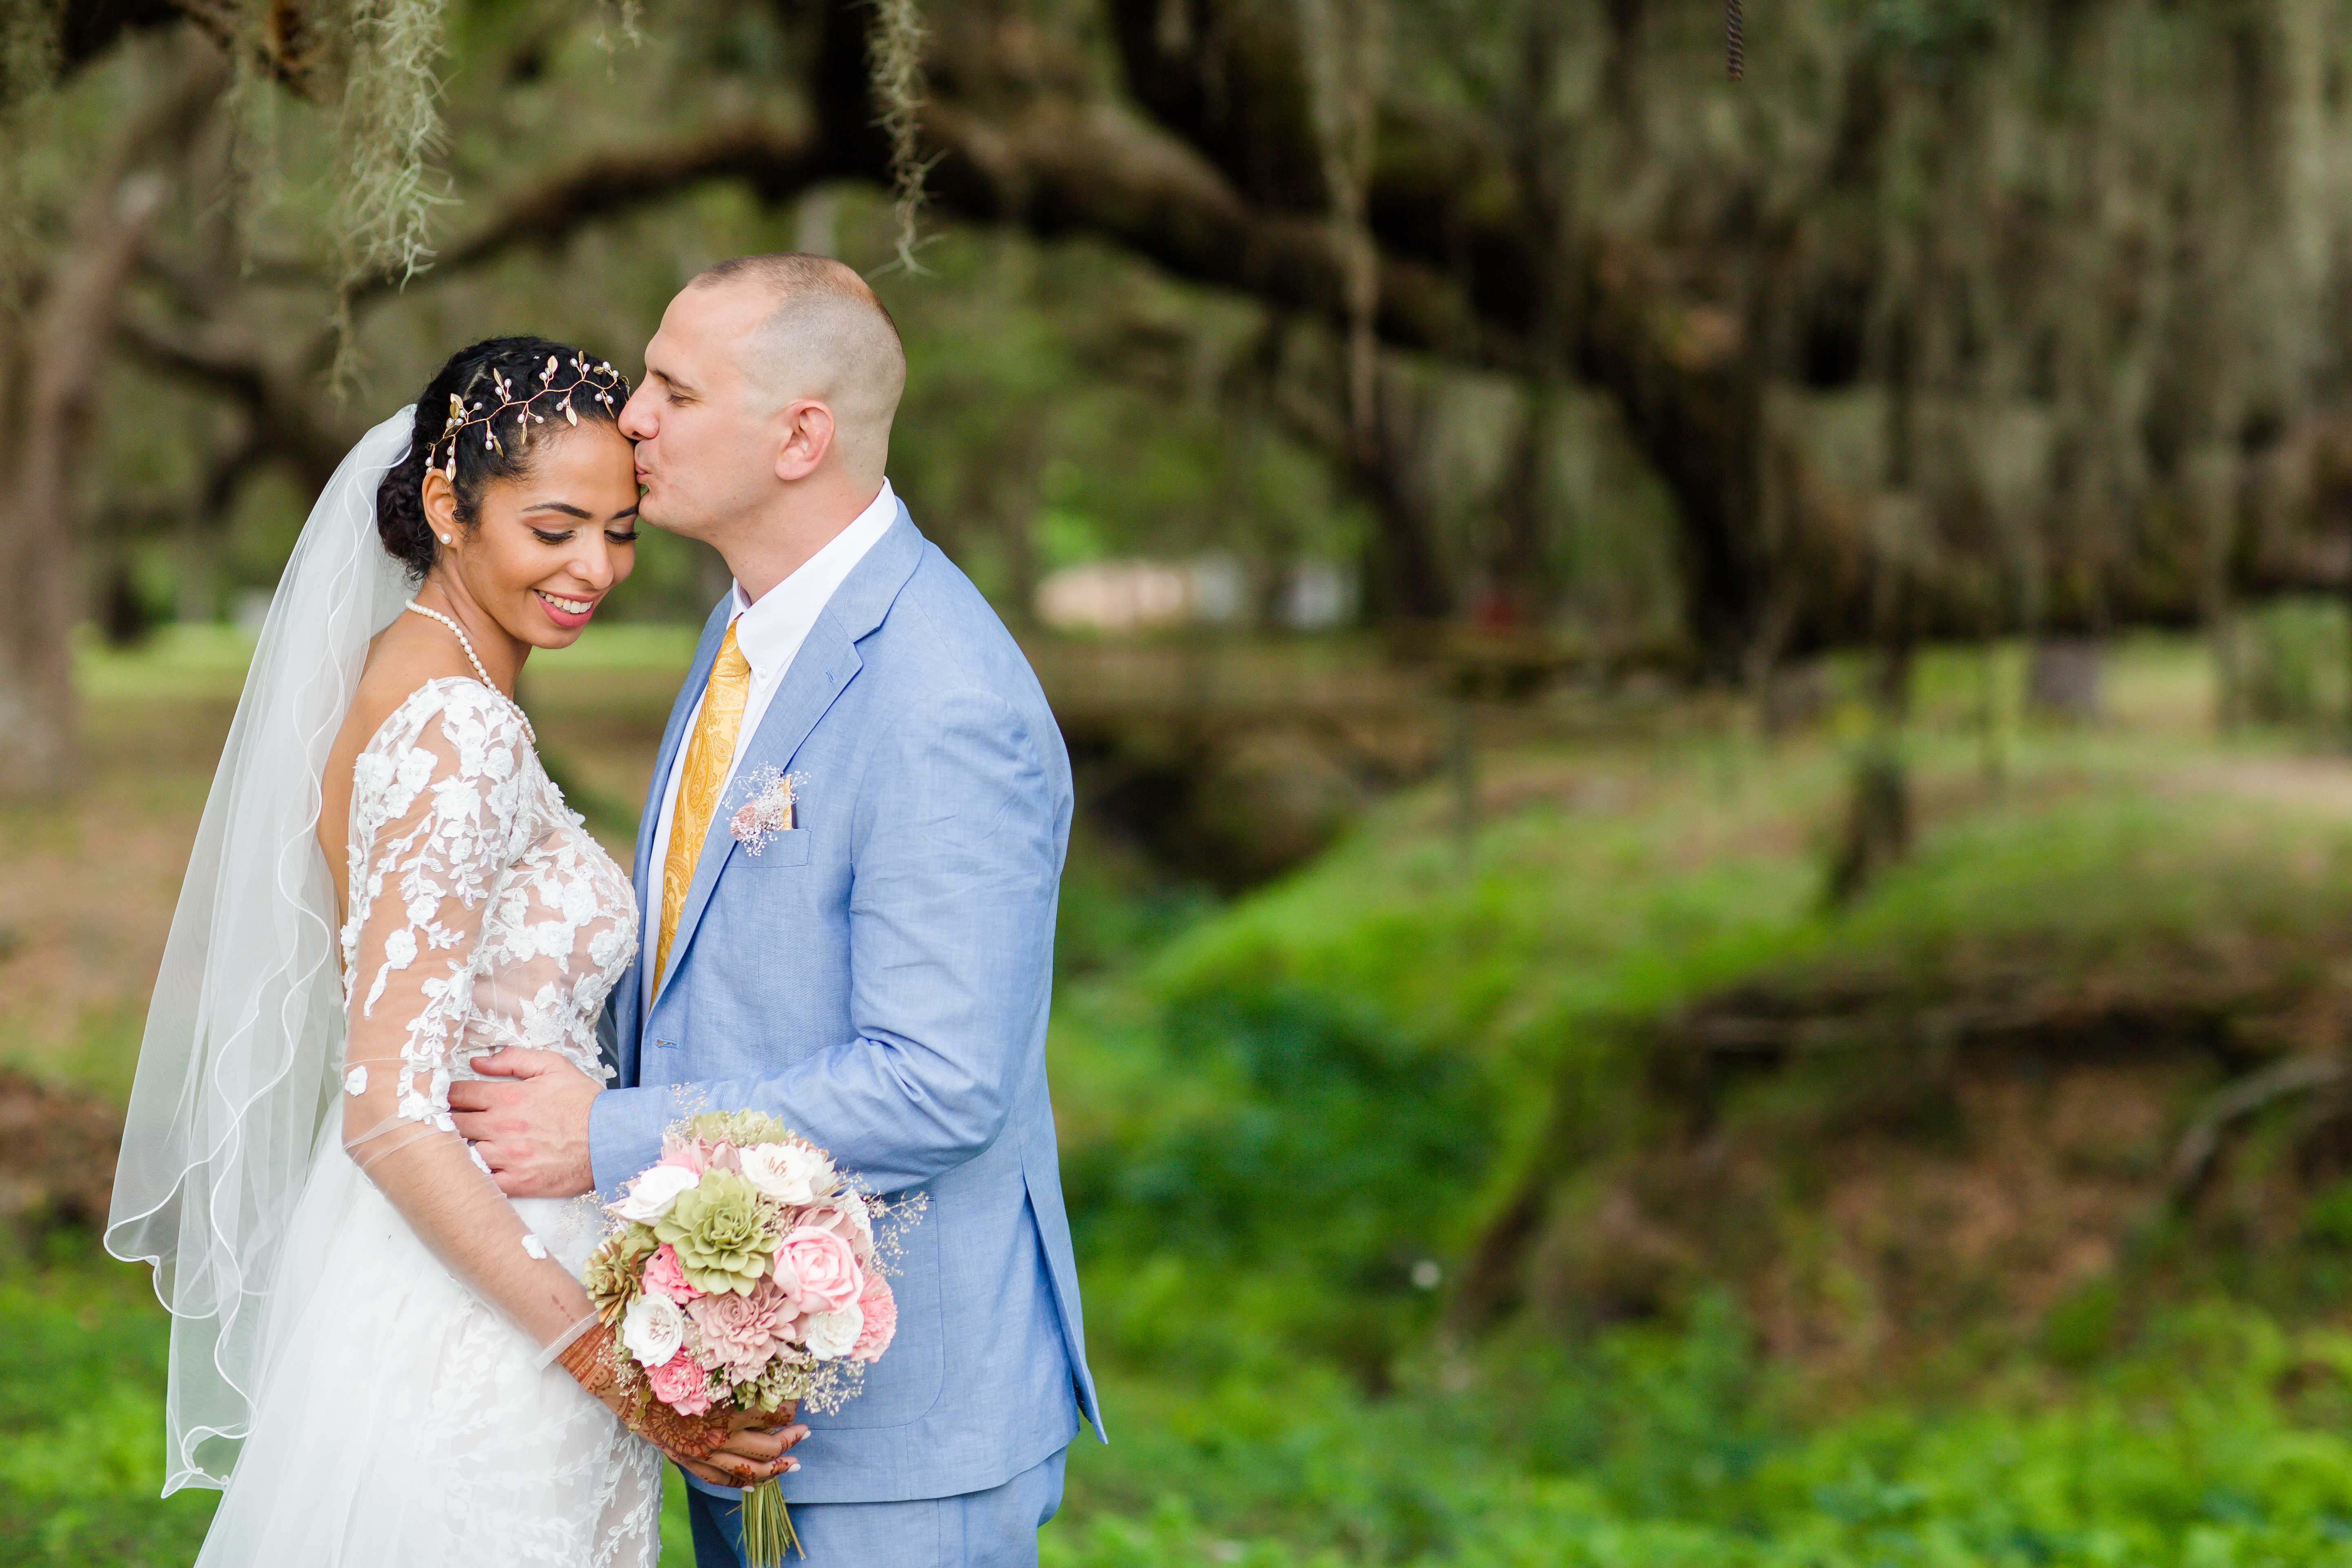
[{"xmin": 339, "ymin": 677, "xmax": 635, "ymax": 1136}]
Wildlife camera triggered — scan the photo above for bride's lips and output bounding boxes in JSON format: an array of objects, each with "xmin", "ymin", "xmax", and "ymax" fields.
[{"xmin": 535, "ymin": 588, "xmax": 602, "ymax": 630}]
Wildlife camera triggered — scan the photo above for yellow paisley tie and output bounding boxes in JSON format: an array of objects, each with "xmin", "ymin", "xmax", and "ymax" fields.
[{"xmin": 655, "ymin": 621, "xmax": 753, "ymax": 988}]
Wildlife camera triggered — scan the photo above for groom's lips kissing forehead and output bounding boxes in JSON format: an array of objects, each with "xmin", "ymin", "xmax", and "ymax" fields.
[{"xmin": 534, "ymin": 587, "xmax": 604, "ymax": 630}]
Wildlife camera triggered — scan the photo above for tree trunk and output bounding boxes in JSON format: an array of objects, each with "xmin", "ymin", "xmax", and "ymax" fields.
[
  {"xmin": 0, "ymin": 170, "xmax": 167, "ymax": 793},
  {"xmin": 0, "ymin": 31, "xmax": 213, "ymax": 796}
]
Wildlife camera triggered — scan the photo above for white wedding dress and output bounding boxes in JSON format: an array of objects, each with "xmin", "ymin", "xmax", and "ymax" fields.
[
  {"xmin": 103, "ymin": 412, "xmax": 668, "ymax": 1562},
  {"xmin": 190, "ymin": 677, "xmax": 662, "ymax": 1565}
]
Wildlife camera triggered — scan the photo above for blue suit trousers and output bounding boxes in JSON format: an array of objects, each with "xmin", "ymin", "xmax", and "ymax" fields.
[{"xmin": 686, "ymin": 1448, "xmax": 1068, "ymax": 1568}]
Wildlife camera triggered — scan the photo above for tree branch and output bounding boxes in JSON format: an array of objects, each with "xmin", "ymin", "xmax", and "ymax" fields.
[
  {"xmin": 114, "ymin": 312, "xmax": 351, "ymax": 491},
  {"xmin": 348, "ymin": 124, "xmax": 824, "ymax": 307}
]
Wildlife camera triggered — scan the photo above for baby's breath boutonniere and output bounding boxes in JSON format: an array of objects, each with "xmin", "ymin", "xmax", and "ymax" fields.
[{"xmin": 730, "ymin": 766, "xmax": 800, "ymax": 856}]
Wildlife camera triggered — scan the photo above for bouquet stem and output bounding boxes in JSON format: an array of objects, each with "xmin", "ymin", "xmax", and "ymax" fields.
[{"xmin": 741, "ymin": 1477, "xmax": 802, "ymax": 1564}]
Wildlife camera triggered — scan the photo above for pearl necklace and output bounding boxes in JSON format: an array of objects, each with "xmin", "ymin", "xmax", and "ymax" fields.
[{"xmin": 403, "ymin": 600, "xmax": 537, "ymax": 747}]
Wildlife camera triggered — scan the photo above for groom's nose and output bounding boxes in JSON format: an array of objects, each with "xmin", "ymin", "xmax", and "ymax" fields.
[{"xmin": 619, "ymin": 384, "xmax": 657, "ymax": 441}]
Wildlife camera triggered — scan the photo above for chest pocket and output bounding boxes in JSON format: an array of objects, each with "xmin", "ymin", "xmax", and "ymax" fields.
[{"xmin": 732, "ymin": 828, "xmax": 812, "ymax": 869}]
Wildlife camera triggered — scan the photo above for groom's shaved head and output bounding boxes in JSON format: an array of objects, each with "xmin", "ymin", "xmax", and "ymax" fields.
[{"xmin": 688, "ymin": 254, "xmax": 905, "ymax": 483}]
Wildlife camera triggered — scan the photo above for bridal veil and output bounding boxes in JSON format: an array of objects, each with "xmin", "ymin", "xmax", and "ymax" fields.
[{"xmin": 105, "ymin": 409, "xmax": 416, "ymax": 1491}]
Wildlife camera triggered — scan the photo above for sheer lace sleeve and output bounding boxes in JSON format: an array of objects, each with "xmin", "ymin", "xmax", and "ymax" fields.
[{"xmin": 338, "ymin": 684, "xmax": 595, "ymax": 1356}]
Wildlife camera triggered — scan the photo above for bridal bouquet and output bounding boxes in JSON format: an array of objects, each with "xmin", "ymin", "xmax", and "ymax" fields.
[{"xmin": 583, "ymin": 1111, "xmax": 920, "ymax": 1564}]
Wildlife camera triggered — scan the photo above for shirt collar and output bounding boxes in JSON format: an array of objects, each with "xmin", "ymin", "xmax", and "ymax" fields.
[{"xmin": 726, "ymin": 479, "xmax": 898, "ymax": 683}]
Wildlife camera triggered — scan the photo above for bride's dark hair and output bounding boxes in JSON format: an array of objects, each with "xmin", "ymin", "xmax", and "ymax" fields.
[{"xmin": 375, "ymin": 336, "xmax": 633, "ymax": 579}]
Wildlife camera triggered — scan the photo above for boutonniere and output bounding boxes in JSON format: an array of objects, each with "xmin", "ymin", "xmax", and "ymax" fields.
[{"xmin": 730, "ymin": 766, "xmax": 800, "ymax": 855}]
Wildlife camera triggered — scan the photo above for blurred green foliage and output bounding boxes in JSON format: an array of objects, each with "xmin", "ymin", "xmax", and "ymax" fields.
[
  {"xmin": 0, "ymin": 1238, "xmax": 218, "ymax": 1564},
  {"xmin": 1067, "ymin": 978, "xmax": 1493, "ymax": 1377},
  {"xmin": 2243, "ymin": 597, "xmax": 2350, "ymax": 728}
]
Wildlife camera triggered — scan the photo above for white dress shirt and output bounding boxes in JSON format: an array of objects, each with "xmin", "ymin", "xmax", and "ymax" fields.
[{"xmin": 642, "ymin": 479, "xmax": 899, "ymax": 1000}]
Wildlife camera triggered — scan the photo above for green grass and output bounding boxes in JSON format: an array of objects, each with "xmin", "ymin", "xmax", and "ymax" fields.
[
  {"xmin": 0, "ymin": 1239, "xmax": 218, "ymax": 1565},
  {"xmin": 27, "ymin": 1245, "xmax": 2352, "ymax": 1566},
  {"xmin": 1054, "ymin": 704, "xmax": 2352, "ymax": 1370},
  {"xmin": 1048, "ymin": 1301, "xmax": 2352, "ymax": 1566}
]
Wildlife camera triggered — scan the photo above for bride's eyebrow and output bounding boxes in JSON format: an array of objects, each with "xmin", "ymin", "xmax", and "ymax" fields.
[{"xmin": 521, "ymin": 501, "xmax": 595, "ymax": 520}]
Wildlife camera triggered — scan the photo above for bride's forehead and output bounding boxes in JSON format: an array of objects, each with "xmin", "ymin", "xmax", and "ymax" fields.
[{"xmin": 477, "ymin": 428, "xmax": 635, "ymax": 499}]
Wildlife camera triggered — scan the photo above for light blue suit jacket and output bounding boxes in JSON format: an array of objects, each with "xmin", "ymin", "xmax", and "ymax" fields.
[{"xmin": 590, "ymin": 505, "xmax": 1102, "ymax": 1506}]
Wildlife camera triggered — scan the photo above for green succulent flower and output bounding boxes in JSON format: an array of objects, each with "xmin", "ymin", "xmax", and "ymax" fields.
[
  {"xmin": 653, "ymin": 1171, "xmax": 777, "ymax": 1296},
  {"xmin": 584, "ymin": 1223, "xmax": 659, "ymax": 1326}
]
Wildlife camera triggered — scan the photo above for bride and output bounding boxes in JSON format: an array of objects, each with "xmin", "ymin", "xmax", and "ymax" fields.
[{"xmin": 105, "ymin": 336, "xmax": 797, "ymax": 1563}]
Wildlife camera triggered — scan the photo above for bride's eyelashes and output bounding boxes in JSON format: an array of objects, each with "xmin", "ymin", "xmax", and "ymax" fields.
[{"xmin": 526, "ymin": 525, "xmax": 640, "ymax": 546}]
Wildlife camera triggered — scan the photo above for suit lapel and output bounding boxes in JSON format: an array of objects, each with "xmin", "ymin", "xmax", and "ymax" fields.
[
  {"xmin": 621, "ymin": 599, "xmax": 732, "ymax": 1076},
  {"xmin": 646, "ymin": 508, "xmax": 927, "ymax": 1018}
]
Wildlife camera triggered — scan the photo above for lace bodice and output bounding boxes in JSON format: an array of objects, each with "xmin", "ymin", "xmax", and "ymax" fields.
[{"xmin": 339, "ymin": 678, "xmax": 637, "ymax": 1135}]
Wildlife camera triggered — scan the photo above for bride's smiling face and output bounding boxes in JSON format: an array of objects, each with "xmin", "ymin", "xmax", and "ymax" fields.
[{"xmin": 420, "ymin": 421, "xmax": 642, "ymax": 649}]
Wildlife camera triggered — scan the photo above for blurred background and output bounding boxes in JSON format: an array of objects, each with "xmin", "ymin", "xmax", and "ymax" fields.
[{"xmin": 25, "ymin": 0, "xmax": 2352, "ymax": 1562}]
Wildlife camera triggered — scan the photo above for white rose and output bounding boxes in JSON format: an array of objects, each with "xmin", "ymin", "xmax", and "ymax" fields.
[
  {"xmin": 800, "ymin": 1303, "xmax": 863, "ymax": 1361},
  {"xmin": 620, "ymin": 1291, "xmax": 685, "ymax": 1368},
  {"xmin": 741, "ymin": 1142, "xmax": 835, "ymax": 1207},
  {"xmin": 612, "ymin": 1163, "xmax": 701, "ymax": 1223}
]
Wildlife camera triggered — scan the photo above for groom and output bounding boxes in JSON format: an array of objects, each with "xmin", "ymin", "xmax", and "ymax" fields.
[{"xmin": 450, "ymin": 254, "xmax": 1101, "ymax": 1566}]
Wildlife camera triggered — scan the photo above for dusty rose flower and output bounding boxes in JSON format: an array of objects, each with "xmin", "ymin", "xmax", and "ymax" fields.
[
  {"xmin": 851, "ymin": 1274, "xmax": 897, "ymax": 1363},
  {"xmin": 646, "ymin": 1348, "xmax": 714, "ymax": 1416},
  {"xmin": 706, "ymin": 1140, "xmax": 743, "ymax": 1174},
  {"xmin": 688, "ymin": 1274, "xmax": 800, "ymax": 1378},
  {"xmin": 793, "ymin": 1196, "xmax": 874, "ymax": 1264},
  {"xmin": 657, "ymin": 1142, "xmax": 704, "ymax": 1175},
  {"xmin": 779, "ymin": 1225, "xmax": 864, "ymax": 1315},
  {"xmin": 643, "ymin": 1243, "xmax": 704, "ymax": 1305}
]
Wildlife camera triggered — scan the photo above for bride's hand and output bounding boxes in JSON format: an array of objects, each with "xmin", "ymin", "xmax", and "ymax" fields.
[
  {"xmin": 557, "ymin": 1328, "xmax": 807, "ymax": 1478},
  {"xmin": 669, "ymin": 1405, "xmax": 808, "ymax": 1488}
]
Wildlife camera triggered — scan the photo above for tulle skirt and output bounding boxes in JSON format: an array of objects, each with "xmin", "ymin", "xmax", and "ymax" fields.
[{"xmin": 192, "ymin": 1145, "xmax": 661, "ymax": 1567}]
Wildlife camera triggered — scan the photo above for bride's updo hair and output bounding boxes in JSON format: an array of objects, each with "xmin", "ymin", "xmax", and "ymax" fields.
[{"xmin": 376, "ymin": 336, "xmax": 633, "ymax": 579}]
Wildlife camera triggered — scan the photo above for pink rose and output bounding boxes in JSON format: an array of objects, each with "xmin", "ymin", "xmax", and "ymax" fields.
[
  {"xmin": 779, "ymin": 1225, "xmax": 864, "ymax": 1315},
  {"xmin": 646, "ymin": 1348, "xmax": 714, "ymax": 1415},
  {"xmin": 659, "ymin": 1142, "xmax": 705, "ymax": 1175},
  {"xmin": 793, "ymin": 1197, "xmax": 876, "ymax": 1265},
  {"xmin": 643, "ymin": 1243, "xmax": 704, "ymax": 1305},
  {"xmin": 688, "ymin": 1274, "xmax": 800, "ymax": 1379},
  {"xmin": 706, "ymin": 1140, "xmax": 743, "ymax": 1174},
  {"xmin": 851, "ymin": 1273, "xmax": 897, "ymax": 1363}
]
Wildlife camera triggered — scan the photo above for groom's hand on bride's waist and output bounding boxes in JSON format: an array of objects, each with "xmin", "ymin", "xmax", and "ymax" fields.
[{"xmin": 448, "ymin": 1048, "xmax": 599, "ymax": 1198}]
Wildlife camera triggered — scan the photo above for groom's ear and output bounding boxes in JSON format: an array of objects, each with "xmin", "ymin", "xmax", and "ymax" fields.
[{"xmin": 773, "ymin": 399, "xmax": 837, "ymax": 483}]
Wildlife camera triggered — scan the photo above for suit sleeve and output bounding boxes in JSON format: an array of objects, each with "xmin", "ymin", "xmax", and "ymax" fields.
[{"xmin": 588, "ymin": 684, "xmax": 1063, "ymax": 1193}]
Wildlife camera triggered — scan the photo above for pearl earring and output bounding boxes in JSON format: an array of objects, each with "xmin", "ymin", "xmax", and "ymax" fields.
[{"xmin": 438, "ymin": 533, "xmax": 452, "ymax": 544}]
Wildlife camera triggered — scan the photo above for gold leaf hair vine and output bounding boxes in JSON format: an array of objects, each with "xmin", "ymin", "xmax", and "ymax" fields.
[{"xmin": 432, "ymin": 354, "xmax": 630, "ymax": 480}]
